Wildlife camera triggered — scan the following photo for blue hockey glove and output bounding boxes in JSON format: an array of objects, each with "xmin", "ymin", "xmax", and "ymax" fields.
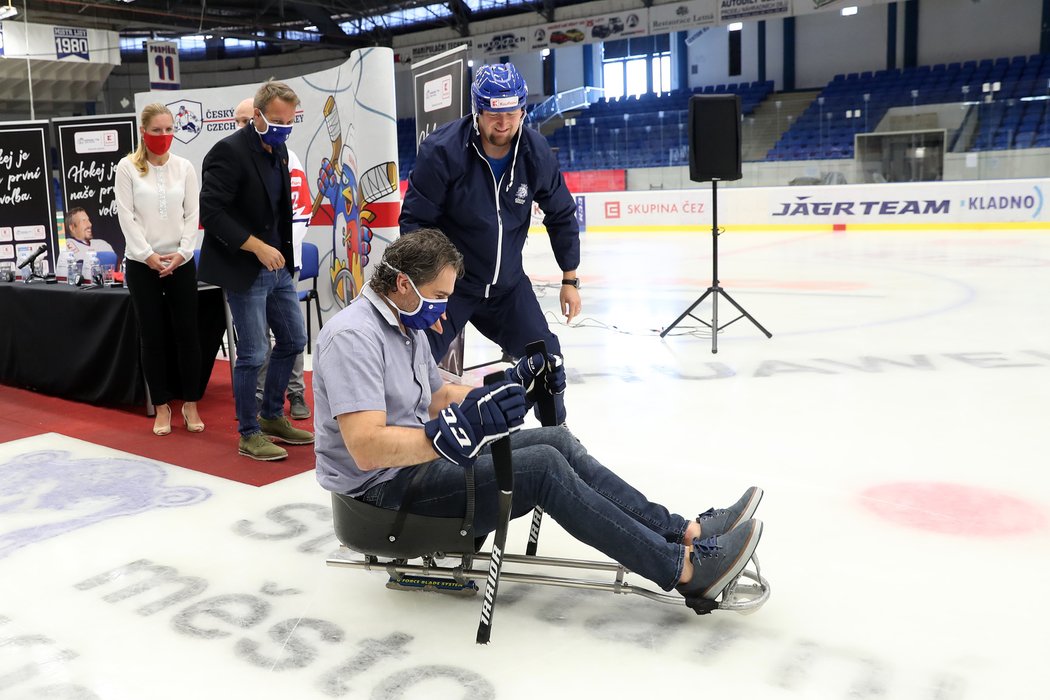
[
  {"xmin": 424, "ymin": 403, "xmax": 479, "ymax": 467},
  {"xmin": 460, "ymin": 381, "xmax": 528, "ymax": 442},
  {"xmin": 424, "ymin": 381, "xmax": 527, "ymax": 466},
  {"xmin": 543, "ymin": 354, "xmax": 566, "ymax": 396},
  {"xmin": 506, "ymin": 352, "xmax": 566, "ymax": 405}
]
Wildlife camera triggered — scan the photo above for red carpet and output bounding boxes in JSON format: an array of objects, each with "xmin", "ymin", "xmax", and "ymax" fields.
[{"xmin": 0, "ymin": 362, "xmax": 316, "ymax": 487}]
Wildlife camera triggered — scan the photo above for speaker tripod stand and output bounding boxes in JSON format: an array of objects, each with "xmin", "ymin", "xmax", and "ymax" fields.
[{"xmin": 660, "ymin": 180, "xmax": 772, "ymax": 353}]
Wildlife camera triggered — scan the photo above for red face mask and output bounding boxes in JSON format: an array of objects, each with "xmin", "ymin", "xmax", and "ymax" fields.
[{"xmin": 142, "ymin": 132, "xmax": 174, "ymax": 155}]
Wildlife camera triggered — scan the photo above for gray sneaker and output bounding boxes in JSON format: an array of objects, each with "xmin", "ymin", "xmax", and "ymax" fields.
[
  {"xmin": 288, "ymin": 392, "xmax": 312, "ymax": 420},
  {"xmin": 677, "ymin": 519, "xmax": 763, "ymax": 601},
  {"xmin": 258, "ymin": 415, "xmax": 314, "ymax": 445},
  {"xmin": 696, "ymin": 486, "xmax": 763, "ymax": 538},
  {"xmin": 238, "ymin": 432, "xmax": 288, "ymax": 461}
]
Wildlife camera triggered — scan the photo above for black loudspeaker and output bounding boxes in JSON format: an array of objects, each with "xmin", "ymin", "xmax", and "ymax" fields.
[{"xmin": 688, "ymin": 94, "xmax": 742, "ymax": 182}]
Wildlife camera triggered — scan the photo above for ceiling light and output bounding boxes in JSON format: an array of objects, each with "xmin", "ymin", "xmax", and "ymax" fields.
[
  {"xmin": 0, "ymin": 5, "xmax": 18, "ymax": 20},
  {"xmin": 841, "ymin": 6, "xmax": 858, "ymax": 16}
]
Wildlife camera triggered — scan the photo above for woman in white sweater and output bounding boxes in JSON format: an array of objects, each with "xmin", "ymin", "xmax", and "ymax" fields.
[{"xmin": 115, "ymin": 103, "xmax": 205, "ymax": 436}]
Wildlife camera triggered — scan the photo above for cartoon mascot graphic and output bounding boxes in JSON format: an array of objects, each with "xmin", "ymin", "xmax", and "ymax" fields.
[{"xmin": 311, "ymin": 95, "xmax": 398, "ymax": 307}]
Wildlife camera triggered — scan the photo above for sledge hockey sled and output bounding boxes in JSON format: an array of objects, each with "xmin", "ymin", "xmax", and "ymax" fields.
[
  {"xmin": 325, "ymin": 360, "xmax": 770, "ymax": 643},
  {"xmin": 325, "ymin": 492, "xmax": 770, "ymax": 613}
]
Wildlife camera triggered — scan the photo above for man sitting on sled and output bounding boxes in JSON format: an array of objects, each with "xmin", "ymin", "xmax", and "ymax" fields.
[{"xmin": 312, "ymin": 228, "xmax": 765, "ymax": 607}]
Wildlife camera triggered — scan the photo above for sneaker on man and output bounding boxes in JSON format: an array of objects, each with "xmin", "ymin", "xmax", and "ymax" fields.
[
  {"xmin": 696, "ymin": 486, "xmax": 763, "ymax": 538},
  {"xmin": 258, "ymin": 415, "xmax": 314, "ymax": 445},
  {"xmin": 288, "ymin": 392, "xmax": 312, "ymax": 420},
  {"xmin": 676, "ymin": 519, "xmax": 763, "ymax": 601},
  {"xmin": 239, "ymin": 432, "xmax": 288, "ymax": 461}
]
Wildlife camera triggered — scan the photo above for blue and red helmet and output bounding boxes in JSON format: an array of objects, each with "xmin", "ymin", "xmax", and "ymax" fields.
[{"xmin": 471, "ymin": 63, "xmax": 528, "ymax": 114}]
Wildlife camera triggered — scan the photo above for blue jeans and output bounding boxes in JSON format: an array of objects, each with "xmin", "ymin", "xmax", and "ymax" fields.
[
  {"xmin": 225, "ymin": 267, "xmax": 307, "ymax": 437},
  {"xmin": 257, "ymin": 270, "xmax": 307, "ymax": 397},
  {"xmin": 360, "ymin": 427, "xmax": 688, "ymax": 591}
]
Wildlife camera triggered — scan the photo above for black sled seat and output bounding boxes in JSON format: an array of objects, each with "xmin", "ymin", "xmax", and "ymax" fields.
[{"xmin": 331, "ymin": 492, "xmax": 476, "ymax": 560}]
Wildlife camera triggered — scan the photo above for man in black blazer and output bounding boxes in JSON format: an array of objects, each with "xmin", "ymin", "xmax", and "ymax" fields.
[{"xmin": 199, "ymin": 80, "xmax": 314, "ymax": 461}]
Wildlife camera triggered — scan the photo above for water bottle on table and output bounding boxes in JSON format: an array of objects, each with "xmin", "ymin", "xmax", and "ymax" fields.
[
  {"xmin": 87, "ymin": 251, "xmax": 100, "ymax": 285},
  {"xmin": 65, "ymin": 250, "xmax": 77, "ymax": 285}
]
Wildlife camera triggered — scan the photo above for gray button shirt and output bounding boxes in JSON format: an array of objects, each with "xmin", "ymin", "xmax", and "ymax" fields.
[{"xmin": 313, "ymin": 285, "xmax": 443, "ymax": 495}]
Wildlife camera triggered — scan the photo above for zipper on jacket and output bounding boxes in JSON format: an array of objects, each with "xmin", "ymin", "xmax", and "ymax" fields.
[{"xmin": 473, "ymin": 141, "xmax": 504, "ymax": 299}]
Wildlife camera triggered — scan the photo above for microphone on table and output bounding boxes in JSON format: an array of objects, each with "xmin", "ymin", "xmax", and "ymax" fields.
[{"xmin": 16, "ymin": 243, "xmax": 48, "ymax": 270}]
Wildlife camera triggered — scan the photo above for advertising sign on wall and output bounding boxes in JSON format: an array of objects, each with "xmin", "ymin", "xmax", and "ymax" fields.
[
  {"xmin": 54, "ymin": 114, "xmax": 139, "ymax": 262},
  {"xmin": 136, "ymin": 48, "xmax": 401, "ymax": 315},
  {"xmin": 411, "ymin": 45, "xmax": 468, "ymax": 150},
  {"xmin": 532, "ymin": 11, "xmax": 649, "ymax": 53},
  {"xmin": 0, "ymin": 121, "xmax": 58, "ymax": 275},
  {"xmin": 718, "ymin": 0, "xmax": 792, "ymax": 23},
  {"xmin": 648, "ymin": 0, "xmax": 718, "ymax": 35},
  {"xmin": 472, "ymin": 9, "xmax": 650, "ymax": 58},
  {"xmin": 564, "ymin": 179, "xmax": 1049, "ymax": 233},
  {"xmin": 400, "ymin": 8, "xmax": 651, "ymax": 64}
]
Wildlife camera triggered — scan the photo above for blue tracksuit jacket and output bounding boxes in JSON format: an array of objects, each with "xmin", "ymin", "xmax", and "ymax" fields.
[{"xmin": 400, "ymin": 115, "xmax": 580, "ymax": 299}]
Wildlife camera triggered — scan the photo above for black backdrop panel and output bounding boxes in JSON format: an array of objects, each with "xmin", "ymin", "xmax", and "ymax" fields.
[
  {"xmin": 412, "ymin": 45, "xmax": 468, "ymax": 151},
  {"xmin": 688, "ymin": 95, "xmax": 742, "ymax": 182},
  {"xmin": 0, "ymin": 121, "xmax": 59, "ymax": 274},
  {"xmin": 54, "ymin": 114, "xmax": 139, "ymax": 261},
  {"xmin": 411, "ymin": 45, "xmax": 469, "ymax": 376}
]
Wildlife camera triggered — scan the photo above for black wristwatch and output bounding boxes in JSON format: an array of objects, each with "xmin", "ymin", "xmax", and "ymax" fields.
[{"xmin": 561, "ymin": 278, "xmax": 580, "ymax": 289}]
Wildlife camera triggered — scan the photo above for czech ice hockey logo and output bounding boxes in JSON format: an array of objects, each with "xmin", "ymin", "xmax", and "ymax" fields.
[
  {"xmin": 168, "ymin": 100, "xmax": 203, "ymax": 144},
  {"xmin": 514, "ymin": 183, "xmax": 529, "ymax": 204}
]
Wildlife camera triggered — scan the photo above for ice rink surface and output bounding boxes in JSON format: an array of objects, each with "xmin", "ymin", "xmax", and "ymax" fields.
[{"xmin": 2, "ymin": 227, "xmax": 1049, "ymax": 699}]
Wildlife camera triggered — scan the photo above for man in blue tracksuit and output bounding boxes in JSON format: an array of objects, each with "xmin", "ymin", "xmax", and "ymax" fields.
[{"xmin": 400, "ymin": 62, "xmax": 579, "ymax": 423}]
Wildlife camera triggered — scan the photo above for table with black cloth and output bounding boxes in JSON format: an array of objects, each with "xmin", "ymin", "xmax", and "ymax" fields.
[{"xmin": 0, "ymin": 282, "xmax": 227, "ymax": 407}]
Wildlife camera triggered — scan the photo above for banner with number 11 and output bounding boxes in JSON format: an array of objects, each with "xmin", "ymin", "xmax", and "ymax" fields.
[{"xmin": 146, "ymin": 40, "xmax": 180, "ymax": 90}]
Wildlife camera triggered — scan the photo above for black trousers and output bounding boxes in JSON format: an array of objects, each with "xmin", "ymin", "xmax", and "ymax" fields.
[{"xmin": 125, "ymin": 258, "xmax": 202, "ymax": 405}]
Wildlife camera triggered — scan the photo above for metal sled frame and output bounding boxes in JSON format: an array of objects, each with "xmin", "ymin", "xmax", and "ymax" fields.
[
  {"xmin": 325, "ymin": 491, "xmax": 771, "ymax": 633},
  {"xmin": 326, "ymin": 545, "xmax": 770, "ymax": 613}
]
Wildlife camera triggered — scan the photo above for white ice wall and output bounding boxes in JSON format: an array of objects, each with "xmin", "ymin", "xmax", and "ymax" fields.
[
  {"xmin": 917, "ymin": 0, "xmax": 1043, "ymax": 66},
  {"xmin": 795, "ymin": 8, "xmax": 889, "ymax": 89}
]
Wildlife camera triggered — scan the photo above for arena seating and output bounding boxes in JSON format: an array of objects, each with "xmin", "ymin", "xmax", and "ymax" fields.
[
  {"xmin": 395, "ymin": 54, "xmax": 1048, "ymax": 176},
  {"xmin": 768, "ymin": 53, "xmax": 1050, "ymax": 160}
]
